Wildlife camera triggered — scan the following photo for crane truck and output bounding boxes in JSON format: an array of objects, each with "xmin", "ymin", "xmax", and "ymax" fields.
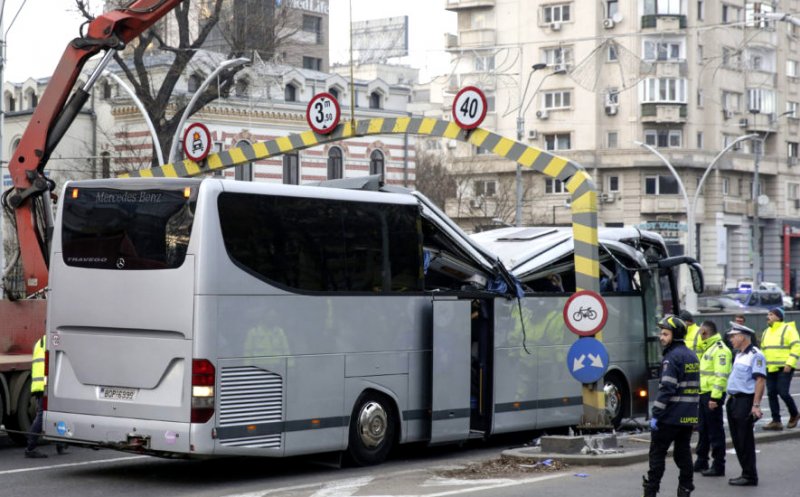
[{"xmin": 1, "ymin": 0, "xmax": 187, "ymax": 444}]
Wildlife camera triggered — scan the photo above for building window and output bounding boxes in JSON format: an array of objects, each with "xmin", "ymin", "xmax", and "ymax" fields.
[
  {"xmin": 722, "ymin": 177, "xmax": 729, "ymax": 195},
  {"xmin": 329, "ymin": 87, "xmax": 340, "ymax": 101},
  {"xmin": 723, "ymin": 134, "xmax": 744, "ymax": 151},
  {"xmin": 722, "ymin": 4, "xmax": 743, "ymax": 23},
  {"xmin": 697, "ymin": 89, "xmax": 704, "ymax": 108},
  {"xmin": 542, "ymin": 90, "xmax": 571, "ymax": 109},
  {"xmin": 697, "ymin": 44, "xmax": 703, "ymax": 64},
  {"xmin": 606, "ymin": 0, "xmax": 618, "ymax": 18},
  {"xmin": 788, "ymin": 60, "xmax": 799, "ymax": 78},
  {"xmin": 641, "ymin": 78, "xmax": 687, "ymax": 103},
  {"xmin": 235, "ymin": 140, "xmax": 253, "ymax": 181},
  {"xmin": 644, "ymin": 0, "xmax": 682, "ymax": 15},
  {"xmin": 787, "ymin": 101, "xmax": 799, "ymax": 118},
  {"xmin": 369, "ymin": 149, "xmax": 385, "ymax": 176},
  {"xmin": 474, "ymin": 180, "xmax": 496, "ymax": 197},
  {"xmin": 696, "ymin": 131, "xmax": 704, "ymax": 149},
  {"xmin": 644, "ymin": 129, "xmax": 682, "ymax": 148},
  {"xmin": 303, "ymin": 56, "xmax": 322, "ymax": 71},
  {"xmin": 607, "ymin": 131, "xmax": 618, "ymax": 149},
  {"xmin": 645, "ymin": 175, "xmax": 680, "ymax": 195},
  {"xmin": 607, "ymin": 175, "xmax": 619, "ymax": 192},
  {"xmin": 697, "ymin": 1, "xmax": 704, "ymax": 20},
  {"xmin": 283, "ymin": 153, "xmax": 299, "ymax": 184},
  {"xmin": 188, "ymin": 73, "xmax": 202, "ymax": 93},
  {"xmin": 750, "ymin": 54, "xmax": 763, "ymax": 71},
  {"xmin": 543, "ymin": 3, "xmax": 571, "ymax": 22},
  {"xmin": 285, "ymin": 84, "xmax": 297, "ymax": 102},
  {"xmin": 302, "ymin": 14, "xmax": 322, "ymax": 44},
  {"xmin": 789, "ymin": 183, "xmax": 800, "ymax": 200},
  {"xmin": 369, "ymin": 92, "xmax": 382, "ymax": 109},
  {"xmin": 542, "ymin": 47, "xmax": 573, "ymax": 68},
  {"xmin": 747, "ymin": 88, "xmax": 775, "ymax": 114},
  {"xmin": 474, "ymin": 55, "xmax": 495, "ymax": 71},
  {"xmin": 606, "ymin": 88, "xmax": 619, "ymax": 105},
  {"xmin": 643, "ymin": 39, "xmax": 683, "ymax": 62},
  {"xmin": 327, "ymin": 147, "xmax": 343, "ymax": 180},
  {"xmin": 235, "ymin": 78, "xmax": 249, "ymax": 97},
  {"xmin": 544, "ymin": 133, "xmax": 571, "ymax": 151},
  {"xmin": 745, "ymin": 2, "xmax": 773, "ymax": 28},
  {"xmin": 722, "ymin": 91, "xmax": 742, "ymax": 112},
  {"xmin": 721, "ymin": 47, "xmax": 741, "ymax": 68},
  {"xmin": 545, "ymin": 178, "xmax": 566, "ymax": 194},
  {"xmin": 6, "ymin": 94, "xmax": 15, "ymax": 112},
  {"xmin": 788, "ymin": 142, "xmax": 799, "ymax": 159},
  {"xmin": 102, "ymin": 80, "xmax": 112, "ymax": 99},
  {"xmin": 608, "ymin": 43, "xmax": 618, "ymax": 62},
  {"xmin": 101, "ymin": 152, "xmax": 111, "ymax": 179}
]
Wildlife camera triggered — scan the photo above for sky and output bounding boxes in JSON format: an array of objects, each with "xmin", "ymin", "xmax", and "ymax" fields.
[{"xmin": 1, "ymin": 0, "xmax": 456, "ymax": 83}]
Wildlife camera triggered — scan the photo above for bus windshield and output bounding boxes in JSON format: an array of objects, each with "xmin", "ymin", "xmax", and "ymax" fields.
[{"xmin": 61, "ymin": 185, "xmax": 196, "ymax": 270}]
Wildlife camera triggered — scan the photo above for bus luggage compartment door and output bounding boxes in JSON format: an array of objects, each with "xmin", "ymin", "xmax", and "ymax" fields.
[{"xmin": 430, "ymin": 298, "xmax": 471, "ymax": 444}]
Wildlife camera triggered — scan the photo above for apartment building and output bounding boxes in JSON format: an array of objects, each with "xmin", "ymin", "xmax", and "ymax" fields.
[{"xmin": 442, "ymin": 0, "xmax": 800, "ymax": 293}]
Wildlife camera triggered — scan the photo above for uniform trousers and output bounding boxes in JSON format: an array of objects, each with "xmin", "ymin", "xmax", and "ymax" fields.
[
  {"xmin": 726, "ymin": 394, "xmax": 758, "ymax": 481},
  {"xmin": 696, "ymin": 392, "xmax": 726, "ymax": 471},
  {"xmin": 646, "ymin": 423, "xmax": 694, "ymax": 492},
  {"xmin": 26, "ymin": 394, "xmax": 43, "ymax": 453},
  {"xmin": 766, "ymin": 370, "xmax": 798, "ymax": 422}
]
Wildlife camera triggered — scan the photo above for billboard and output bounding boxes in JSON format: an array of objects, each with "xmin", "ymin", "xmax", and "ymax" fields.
[{"xmin": 351, "ymin": 16, "xmax": 409, "ymax": 63}]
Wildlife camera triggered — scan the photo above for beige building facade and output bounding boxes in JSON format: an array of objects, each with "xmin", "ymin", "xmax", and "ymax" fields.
[{"xmin": 442, "ymin": 0, "xmax": 800, "ymax": 294}]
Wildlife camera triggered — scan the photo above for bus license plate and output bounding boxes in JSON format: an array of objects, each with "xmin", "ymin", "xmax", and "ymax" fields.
[{"xmin": 99, "ymin": 387, "xmax": 138, "ymax": 401}]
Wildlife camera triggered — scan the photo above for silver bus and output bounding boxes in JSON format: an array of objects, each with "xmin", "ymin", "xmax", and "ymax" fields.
[{"xmin": 44, "ymin": 177, "xmax": 701, "ymax": 464}]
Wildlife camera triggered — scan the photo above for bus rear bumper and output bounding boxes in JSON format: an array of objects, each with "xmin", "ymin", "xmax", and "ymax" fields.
[{"xmin": 44, "ymin": 411, "xmax": 195, "ymax": 456}]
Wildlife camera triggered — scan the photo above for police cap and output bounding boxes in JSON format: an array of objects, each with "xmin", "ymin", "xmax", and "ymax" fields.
[{"xmin": 727, "ymin": 322, "xmax": 755, "ymax": 336}]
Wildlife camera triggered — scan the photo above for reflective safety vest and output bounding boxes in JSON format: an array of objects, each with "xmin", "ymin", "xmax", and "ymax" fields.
[
  {"xmin": 760, "ymin": 321, "xmax": 800, "ymax": 372},
  {"xmin": 31, "ymin": 335, "xmax": 46, "ymax": 394},
  {"xmin": 685, "ymin": 323, "xmax": 703, "ymax": 353},
  {"xmin": 699, "ymin": 334, "xmax": 732, "ymax": 400}
]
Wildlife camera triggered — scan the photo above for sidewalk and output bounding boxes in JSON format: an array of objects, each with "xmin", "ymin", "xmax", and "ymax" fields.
[{"xmin": 501, "ymin": 425, "xmax": 800, "ymax": 467}]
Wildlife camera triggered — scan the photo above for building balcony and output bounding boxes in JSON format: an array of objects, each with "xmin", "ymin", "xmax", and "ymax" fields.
[
  {"xmin": 641, "ymin": 14, "xmax": 687, "ymax": 30},
  {"xmin": 738, "ymin": 111, "xmax": 780, "ymax": 133},
  {"xmin": 640, "ymin": 196, "xmax": 686, "ymax": 214},
  {"xmin": 445, "ymin": 0, "xmax": 495, "ymax": 11},
  {"xmin": 640, "ymin": 103, "xmax": 687, "ymax": 124},
  {"xmin": 655, "ymin": 61, "xmax": 687, "ymax": 78},
  {"xmin": 458, "ymin": 28, "xmax": 496, "ymax": 48},
  {"xmin": 723, "ymin": 197, "xmax": 748, "ymax": 215}
]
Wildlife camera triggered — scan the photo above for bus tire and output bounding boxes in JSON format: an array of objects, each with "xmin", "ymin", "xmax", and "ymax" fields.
[
  {"xmin": 7, "ymin": 378, "xmax": 35, "ymax": 446},
  {"xmin": 346, "ymin": 391, "xmax": 397, "ymax": 466},
  {"xmin": 603, "ymin": 372, "xmax": 629, "ymax": 429}
]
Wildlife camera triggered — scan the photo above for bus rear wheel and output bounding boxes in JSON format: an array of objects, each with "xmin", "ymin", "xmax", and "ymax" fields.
[
  {"xmin": 347, "ymin": 391, "xmax": 397, "ymax": 466},
  {"xmin": 603, "ymin": 373, "xmax": 628, "ymax": 429}
]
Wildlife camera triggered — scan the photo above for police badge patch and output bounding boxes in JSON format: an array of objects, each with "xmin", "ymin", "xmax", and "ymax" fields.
[{"xmin": 719, "ymin": 356, "xmax": 726, "ymax": 366}]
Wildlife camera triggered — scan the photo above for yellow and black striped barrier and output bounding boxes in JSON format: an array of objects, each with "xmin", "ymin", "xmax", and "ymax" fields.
[{"xmin": 120, "ymin": 116, "xmax": 599, "ymax": 293}]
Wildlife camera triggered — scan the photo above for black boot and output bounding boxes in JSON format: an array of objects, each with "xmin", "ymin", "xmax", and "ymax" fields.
[
  {"xmin": 642, "ymin": 476, "xmax": 658, "ymax": 497},
  {"xmin": 677, "ymin": 486, "xmax": 691, "ymax": 497}
]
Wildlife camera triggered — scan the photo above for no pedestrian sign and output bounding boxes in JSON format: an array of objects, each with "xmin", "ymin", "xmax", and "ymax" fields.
[
  {"xmin": 182, "ymin": 122, "xmax": 212, "ymax": 162},
  {"xmin": 306, "ymin": 92, "xmax": 341, "ymax": 135},
  {"xmin": 563, "ymin": 290, "xmax": 608, "ymax": 337},
  {"xmin": 451, "ymin": 86, "xmax": 487, "ymax": 130}
]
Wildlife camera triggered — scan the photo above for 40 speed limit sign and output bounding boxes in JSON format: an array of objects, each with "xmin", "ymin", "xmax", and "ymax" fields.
[
  {"xmin": 306, "ymin": 92, "xmax": 341, "ymax": 135},
  {"xmin": 452, "ymin": 86, "xmax": 487, "ymax": 130}
]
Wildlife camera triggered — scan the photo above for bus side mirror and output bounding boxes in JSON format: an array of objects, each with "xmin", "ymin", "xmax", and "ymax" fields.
[{"xmin": 689, "ymin": 262, "xmax": 704, "ymax": 294}]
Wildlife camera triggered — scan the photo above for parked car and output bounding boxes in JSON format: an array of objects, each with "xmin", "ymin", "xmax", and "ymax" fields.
[
  {"xmin": 697, "ymin": 296, "xmax": 754, "ymax": 314},
  {"xmin": 722, "ymin": 290, "xmax": 785, "ymax": 310},
  {"xmin": 734, "ymin": 281, "xmax": 793, "ymax": 308}
]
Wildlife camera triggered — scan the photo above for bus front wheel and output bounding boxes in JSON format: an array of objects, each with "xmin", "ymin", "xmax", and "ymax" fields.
[
  {"xmin": 347, "ymin": 391, "xmax": 397, "ymax": 466},
  {"xmin": 603, "ymin": 373, "xmax": 628, "ymax": 429}
]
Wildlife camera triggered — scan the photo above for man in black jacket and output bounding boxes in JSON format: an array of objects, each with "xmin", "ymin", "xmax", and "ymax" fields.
[{"xmin": 642, "ymin": 315, "xmax": 701, "ymax": 497}]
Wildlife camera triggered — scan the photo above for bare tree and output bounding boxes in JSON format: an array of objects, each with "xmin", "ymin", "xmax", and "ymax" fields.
[
  {"xmin": 76, "ymin": 0, "xmax": 301, "ymax": 169},
  {"xmin": 415, "ymin": 150, "xmax": 456, "ymax": 209}
]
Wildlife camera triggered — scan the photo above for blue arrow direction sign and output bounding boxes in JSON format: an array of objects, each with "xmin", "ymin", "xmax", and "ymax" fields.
[{"xmin": 566, "ymin": 337, "xmax": 609, "ymax": 384}]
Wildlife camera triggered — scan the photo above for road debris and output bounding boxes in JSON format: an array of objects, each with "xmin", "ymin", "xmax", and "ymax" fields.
[{"xmin": 433, "ymin": 457, "xmax": 567, "ymax": 479}]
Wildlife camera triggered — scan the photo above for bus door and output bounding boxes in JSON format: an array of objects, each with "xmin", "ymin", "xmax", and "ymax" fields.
[{"xmin": 430, "ymin": 297, "xmax": 471, "ymax": 444}]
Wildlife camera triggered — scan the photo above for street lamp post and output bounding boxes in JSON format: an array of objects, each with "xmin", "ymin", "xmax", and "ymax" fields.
[
  {"xmin": 515, "ymin": 62, "xmax": 547, "ymax": 226},
  {"xmin": 167, "ymin": 57, "xmax": 249, "ymax": 164},
  {"xmin": 635, "ymin": 134, "xmax": 757, "ymax": 311},
  {"xmin": 103, "ymin": 70, "xmax": 164, "ymax": 166}
]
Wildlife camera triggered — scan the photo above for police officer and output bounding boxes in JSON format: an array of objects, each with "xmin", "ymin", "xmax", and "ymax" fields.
[
  {"xmin": 726, "ymin": 322, "xmax": 766, "ymax": 487},
  {"xmin": 759, "ymin": 307, "xmax": 800, "ymax": 430},
  {"xmin": 693, "ymin": 321, "xmax": 731, "ymax": 477},
  {"xmin": 24, "ymin": 335, "xmax": 66, "ymax": 458},
  {"xmin": 680, "ymin": 310, "xmax": 703, "ymax": 354},
  {"xmin": 642, "ymin": 315, "xmax": 700, "ymax": 497}
]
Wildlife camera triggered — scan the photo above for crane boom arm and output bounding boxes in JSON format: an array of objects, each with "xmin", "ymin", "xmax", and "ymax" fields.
[{"xmin": 4, "ymin": 0, "xmax": 185, "ymax": 297}]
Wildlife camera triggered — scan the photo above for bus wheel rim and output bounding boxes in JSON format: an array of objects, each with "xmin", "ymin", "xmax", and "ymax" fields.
[
  {"xmin": 358, "ymin": 401, "xmax": 387, "ymax": 448},
  {"xmin": 604, "ymin": 382, "xmax": 621, "ymax": 419}
]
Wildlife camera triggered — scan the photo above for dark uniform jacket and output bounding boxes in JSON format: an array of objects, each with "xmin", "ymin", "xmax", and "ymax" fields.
[{"xmin": 652, "ymin": 340, "xmax": 701, "ymax": 426}]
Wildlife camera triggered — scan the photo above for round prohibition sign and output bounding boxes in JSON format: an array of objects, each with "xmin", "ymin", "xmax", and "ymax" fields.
[
  {"xmin": 452, "ymin": 86, "xmax": 487, "ymax": 130},
  {"xmin": 563, "ymin": 290, "xmax": 608, "ymax": 337},
  {"xmin": 182, "ymin": 122, "xmax": 212, "ymax": 162},
  {"xmin": 306, "ymin": 92, "xmax": 341, "ymax": 134}
]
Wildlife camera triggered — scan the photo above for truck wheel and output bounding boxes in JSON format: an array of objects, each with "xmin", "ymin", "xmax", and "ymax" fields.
[
  {"xmin": 7, "ymin": 379, "xmax": 35, "ymax": 446},
  {"xmin": 346, "ymin": 391, "xmax": 397, "ymax": 466},
  {"xmin": 603, "ymin": 373, "xmax": 628, "ymax": 429}
]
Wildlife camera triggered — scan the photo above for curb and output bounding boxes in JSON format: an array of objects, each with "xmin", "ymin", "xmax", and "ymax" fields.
[{"xmin": 501, "ymin": 427, "xmax": 800, "ymax": 467}]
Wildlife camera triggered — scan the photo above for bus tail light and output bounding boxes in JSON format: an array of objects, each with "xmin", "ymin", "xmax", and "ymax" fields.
[
  {"xmin": 191, "ymin": 359, "xmax": 215, "ymax": 423},
  {"xmin": 43, "ymin": 350, "xmax": 49, "ymax": 410}
]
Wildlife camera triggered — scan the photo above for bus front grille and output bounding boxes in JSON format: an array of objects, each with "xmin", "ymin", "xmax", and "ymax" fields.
[{"xmin": 219, "ymin": 366, "xmax": 283, "ymax": 448}]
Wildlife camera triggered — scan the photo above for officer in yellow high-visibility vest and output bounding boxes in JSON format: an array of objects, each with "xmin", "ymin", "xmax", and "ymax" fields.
[
  {"xmin": 680, "ymin": 310, "xmax": 703, "ymax": 354},
  {"xmin": 759, "ymin": 307, "xmax": 800, "ymax": 430},
  {"xmin": 24, "ymin": 335, "xmax": 66, "ymax": 458},
  {"xmin": 693, "ymin": 321, "xmax": 732, "ymax": 477}
]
